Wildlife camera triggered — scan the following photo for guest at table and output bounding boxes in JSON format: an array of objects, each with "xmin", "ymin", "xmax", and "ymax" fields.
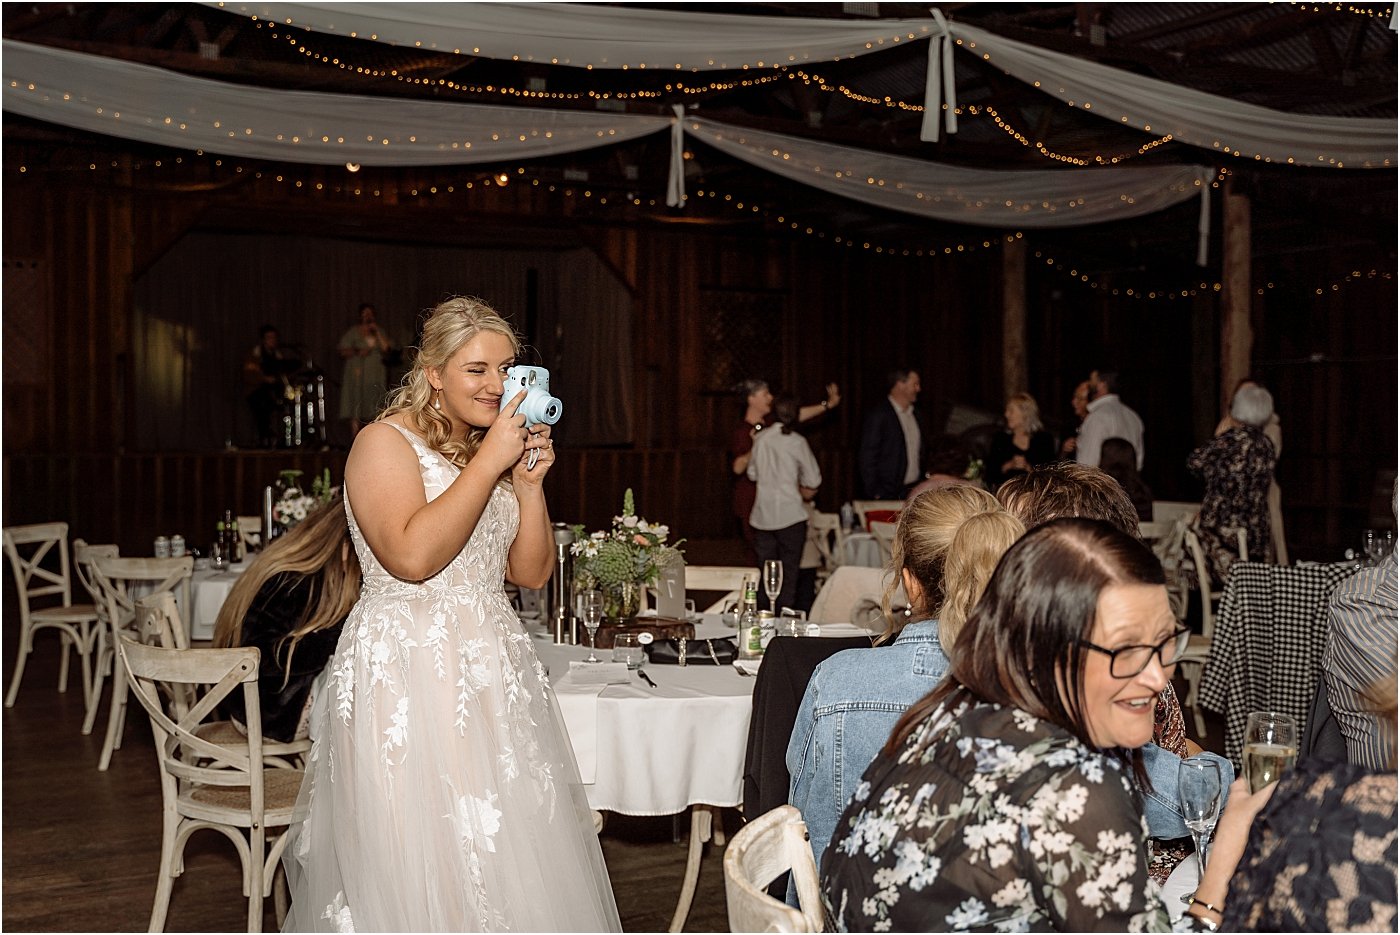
[
  {"xmin": 788, "ymin": 485, "xmax": 1022, "ymax": 875},
  {"xmin": 748, "ymin": 395, "xmax": 823, "ymax": 614},
  {"xmin": 1187, "ymin": 382, "xmax": 1277, "ymax": 586},
  {"xmin": 337, "ymin": 302, "xmax": 396, "ymax": 436},
  {"xmin": 859, "ymin": 368, "xmax": 923, "ymax": 499},
  {"xmin": 823, "ymin": 519, "xmax": 1186, "ymax": 931},
  {"xmin": 986, "ymin": 392, "xmax": 1055, "ymax": 488},
  {"xmin": 1077, "ymin": 365, "xmax": 1145, "ymax": 469},
  {"xmin": 213, "ymin": 491, "xmax": 359, "ymax": 743},
  {"xmin": 906, "ymin": 441, "xmax": 975, "ymax": 499},
  {"xmin": 1190, "ymin": 674, "xmax": 1398, "ymax": 932},
  {"xmin": 1100, "ymin": 437, "xmax": 1154, "ymax": 521},
  {"xmin": 995, "ymin": 461, "xmax": 1233, "ymax": 882},
  {"xmin": 1059, "ymin": 379, "xmax": 1091, "ymax": 457},
  {"xmin": 243, "ymin": 324, "xmax": 300, "ymax": 449},
  {"xmin": 729, "ymin": 378, "xmax": 840, "ymax": 561},
  {"xmin": 1324, "ymin": 537, "xmax": 1398, "ymax": 770}
]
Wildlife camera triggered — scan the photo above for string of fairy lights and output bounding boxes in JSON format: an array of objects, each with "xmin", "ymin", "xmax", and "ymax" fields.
[
  {"xmin": 1285, "ymin": 1, "xmax": 1394, "ymax": 17},
  {"xmin": 9, "ymin": 149, "xmax": 1390, "ymax": 302}
]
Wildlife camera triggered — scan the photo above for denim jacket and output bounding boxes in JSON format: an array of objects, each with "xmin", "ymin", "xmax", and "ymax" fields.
[
  {"xmin": 786, "ymin": 618, "xmax": 949, "ymax": 872},
  {"xmin": 784, "ymin": 618, "xmax": 1235, "ymax": 875}
]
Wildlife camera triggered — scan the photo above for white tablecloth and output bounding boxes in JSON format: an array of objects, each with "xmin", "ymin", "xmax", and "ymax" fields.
[
  {"xmin": 840, "ymin": 532, "xmax": 883, "ymax": 568},
  {"xmin": 532, "ymin": 617, "xmax": 754, "ymax": 816},
  {"xmin": 189, "ymin": 563, "xmax": 248, "ymax": 641}
]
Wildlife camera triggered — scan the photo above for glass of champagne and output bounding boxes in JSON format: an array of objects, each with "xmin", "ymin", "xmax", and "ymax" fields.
[
  {"xmin": 1363, "ymin": 529, "xmax": 1384, "ymax": 566},
  {"xmin": 762, "ymin": 559, "xmax": 783, "ymax": 613},
  {"xmin": 1177, "ymin": 757, "xmax": 1224, "ymax": 887},
  {"xmin": 1243, "ymin": 711, "xmax": 1298, "ymax": 793},
  {"xmin": 579, "ymin": 589, "xmax": 604, "ymax": 663}
]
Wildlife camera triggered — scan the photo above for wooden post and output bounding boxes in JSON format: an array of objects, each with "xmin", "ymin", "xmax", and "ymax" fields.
[
  {"xmin": 1221, "ymin": 178, "xmax": 1253, "ymax": 412},
  {"xmin": 1002, "ymin": 235, "xmax": 1028, "ymax": 398}
]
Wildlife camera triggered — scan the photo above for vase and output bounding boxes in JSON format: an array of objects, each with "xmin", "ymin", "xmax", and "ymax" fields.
[{"xmin": 603, "ymin": 581, "xmax": 641, "ymax": 624}]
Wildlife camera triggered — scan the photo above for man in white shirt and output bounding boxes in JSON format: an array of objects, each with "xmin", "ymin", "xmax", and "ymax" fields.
[{"xmin": 1076, "ymin": 367, "xmax": 1144, "ymax": 469}]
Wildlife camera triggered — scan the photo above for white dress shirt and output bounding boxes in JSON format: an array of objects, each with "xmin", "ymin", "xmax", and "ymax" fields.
[
  {"xmin": 747, "ymin": 424, "xmax": 823, "ymax": 530},
  {"xmin": 1076, "ymin": 394, "xmax": 1144, "ymax": 469},
  {"xmin": 892, "ymin": 398, "xmax": 921, "ymax": 486}
]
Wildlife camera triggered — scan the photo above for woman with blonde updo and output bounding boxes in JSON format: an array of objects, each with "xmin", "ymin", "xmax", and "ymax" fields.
[
  {"xmin": 283, "ymin": 296, "xmax": 620, "ymax": 932},
  {"xmin": 786, "ymin": 485, "xmax": 1024, "ymax": 875}
]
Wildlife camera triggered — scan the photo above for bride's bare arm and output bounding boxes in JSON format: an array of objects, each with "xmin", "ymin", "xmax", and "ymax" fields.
[{"xmin": 344, "ymin": 423, "xmax": 504, "ymax": 581}]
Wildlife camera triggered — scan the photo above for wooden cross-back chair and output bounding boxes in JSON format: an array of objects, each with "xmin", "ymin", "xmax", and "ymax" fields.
[
  {"xmin": 3, "ymin": 522, "xmax": 105, "ymax": 711},
  {"xmin": 723, "ymin": 804, "xmax": 823, "ymax": 933},
  {"xmin": 118, "ymin": 638, "xmax": 304, "ymax": 933},
  {"xmin": 87, "ymin": 555, "xmax": 194, "ymax": 770}
]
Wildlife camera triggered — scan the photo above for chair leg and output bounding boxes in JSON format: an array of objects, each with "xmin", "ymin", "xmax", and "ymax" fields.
[
  {"xmin": 98, "ymin": 656, "xmax": 130, "ymax": 771},
  {"xmin": 78, "ymin": 636, "xmax": 95, "ymax": 712},
  {"xmin": 148, "ymin": 812, "xmax": 179, "ymax": 933},
  {"xmin": 82, "ymin": 647, "xmax": 109, "ymax": 736},
  {"xmin": 57, "ymin": 631, "xmax": 72, "ymax": 693},
  {"xmin": 272, "ymin": 860, "xmax": 290, "ymax": 931},
  {"xmin": 5, "ymin": 623, "xmax": 34, "ymax": 707},
  {"xmin": 668, "ymin": 805, "xmax": 714, "ymax": 933},
  {"xmin": 248, "ymin": 827, "xmax": 266, "ymax": 933}
]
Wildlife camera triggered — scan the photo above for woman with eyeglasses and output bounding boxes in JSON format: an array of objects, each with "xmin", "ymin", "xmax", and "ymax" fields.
[{"xmin": 823, "ymin": 517, "xmax": 1217, "ymax": 932}]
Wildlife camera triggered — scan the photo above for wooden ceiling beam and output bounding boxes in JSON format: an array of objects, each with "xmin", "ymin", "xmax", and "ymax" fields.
[{"xmin": 1110, "ymin": 4, "xmax": 1254, "ymax": 44}]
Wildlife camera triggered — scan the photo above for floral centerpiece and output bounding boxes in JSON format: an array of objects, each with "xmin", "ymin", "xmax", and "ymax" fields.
[
  {"xmin": 273, "ymin": 468, "xmax": 335, "ymax": 530},
  {"xmin": 571, "ymin": 488, "xmax": 684, "ymax": 621}
]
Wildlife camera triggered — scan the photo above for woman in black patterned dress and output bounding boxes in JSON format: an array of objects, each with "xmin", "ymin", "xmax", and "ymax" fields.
[{"xmin": 1187, "ymin": 383, "xmax": 1277, "ymax": 585}]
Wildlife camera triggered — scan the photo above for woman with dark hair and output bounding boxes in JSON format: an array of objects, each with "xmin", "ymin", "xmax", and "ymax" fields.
[
  {"xmin": 1100, "ymin": 437, "xmax": 1154, "ymax": 522},
  {"xmin": 747, "ymin": 395, "xmax": 822, "ymax": 613},
  {"xmin": 823, "ymin": 518, "xmax": 1194, "ymax": 931},
  {"xmin": 213, "ymin": 491, "xmax": 359, "ymax": 743}
]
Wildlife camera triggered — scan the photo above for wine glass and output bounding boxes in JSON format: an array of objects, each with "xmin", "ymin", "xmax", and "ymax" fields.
[
  {"xmin": 1243, "ymin": 711, "xmax": 1298, "ymax": 793},
  {"xmin": 762, "ymin": 559, "xmax": 783, "ymax": 613},
  {"xmin": 579, "ymin": 589, "xmax": 604, "ymax": 663},
  {"xmin": 1178, "ymin": 757, "xmax": 1223, "ymax": 888},
  {"xmin": 1363, "ymin": 529, "xmax": 1385, "ymax": 566}
]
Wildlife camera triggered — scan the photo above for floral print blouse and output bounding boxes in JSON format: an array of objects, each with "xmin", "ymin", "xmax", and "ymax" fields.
[
  {"xmin": 1186, "ymin": 426, "xmax": 1276, "ymax": 586},
  {"xmin": 822, "ymin": 696, "xmax": 1169, "ymax": 933}
]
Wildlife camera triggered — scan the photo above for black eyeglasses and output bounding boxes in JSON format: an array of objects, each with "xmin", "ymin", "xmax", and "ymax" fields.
[{"xmin": 1077, "ymin": 626, "xmax": 1191, "ymax": 679}]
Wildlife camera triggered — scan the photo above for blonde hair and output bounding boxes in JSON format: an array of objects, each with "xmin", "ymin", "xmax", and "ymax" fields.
[
  {"xmin": 1007, "ymin": 392, "xmax": 1044, "ymax": 434},
  {"xmin": 937, "ymin": 511, "xmax": 1025, "ymax": 647},
  {"xmin": 380, "ymin": 295, "xmax": 521, "ymax": 467},
  {"xmin": 880, "ymin": 485, "xmax": 1022, "ymax": 645},
  {"xmin": 213, "ymin": 492, "xmax": 361, "ymax": 684}
]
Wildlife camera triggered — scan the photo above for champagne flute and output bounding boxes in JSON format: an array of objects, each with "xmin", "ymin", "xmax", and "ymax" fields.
[
  {"xmin": 1178, "ymin": 757, "xmax": 1224, "ymax": 889},
  {"xmin": 580, "ymin": 589, "xmax": 604, "ymax": 663},
  {"xmin": 1363, "ymin": 529, "xmax": 1384, "ymax": 566},
  {"xmin": 762, "ymin": 559, "xmax": 783, "ymax": 613},
  {"xmin": 1243, "ymin": 711, "xmax": 1298, "ymax": 793}
]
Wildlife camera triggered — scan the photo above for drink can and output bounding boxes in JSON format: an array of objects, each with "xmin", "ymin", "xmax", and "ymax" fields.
[
  {"xmin": 169, "ymin": 535, "xmax": 186, "ymax": 558},
  {"xmin": 747, "ymin": 610, "xmax": 774, "ymax": 655},
  {"xmin": 153, "ymin": 536, "xmax": 170, "ymax": 558}
]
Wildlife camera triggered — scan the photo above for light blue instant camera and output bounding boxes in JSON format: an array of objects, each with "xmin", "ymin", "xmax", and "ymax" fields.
[{"xmin": 499, "ymin": 365, "xmax": 563, "ymax": 429}]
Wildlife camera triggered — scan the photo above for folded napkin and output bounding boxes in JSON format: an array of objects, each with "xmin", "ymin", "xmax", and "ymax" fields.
[
  {"xmin": 566, "ymin": 661, "xmax": 631, "ymax": 684},
  {"xmin": 734, "ymin": 658, "xmax": 763, "ymax": 677},
  {"xmin": 553, "ymin": 675, "xmax": 610, "ymax": 783}
]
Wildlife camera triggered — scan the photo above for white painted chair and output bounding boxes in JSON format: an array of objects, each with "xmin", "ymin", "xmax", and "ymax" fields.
[
  {"xmin": 3, "ymin": 522, "xmax": 104, "ymax": 710},
  {"xmin": 237, "ymin": 516, "xmax": 263, "ymax": 553},
  {"xmin": 850, "ymin": 499, "xmax": 903, "ymax": 531},
  {"xmin": 869, "ymin": 520, "xmax": 898, "ymax": 569},
  {"xmin": 1178, "ymin": 525, "xmax": 1248, "ymax": 736},
  {"xmin": 118, "ymin": 638, "xmax": 302, "ymax": 933},
  {"xmin": 685, "ymin": 565, "xmax": 756, "ymax": 613},
  {"xmin": 723, "ymin": 804, "xmax": 823, "ymax": 933},
  {"xmin": 88, "ymin": 555, "xmax": 194, "ymax": 770}
]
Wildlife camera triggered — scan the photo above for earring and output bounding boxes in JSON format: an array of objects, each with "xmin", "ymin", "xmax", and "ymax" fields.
[{"xmin": 433, "ymin": 390, "xmax": 442, "ymax": 411}]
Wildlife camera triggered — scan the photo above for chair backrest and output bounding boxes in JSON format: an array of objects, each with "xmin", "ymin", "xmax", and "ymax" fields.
[
  {"xmin": 1152, "ymin": 501, "xmax": 1201, "ymax": 529},
  {"xmin": 685, "ymin": 565, "xmax": 755, "ymax": 613},
  {"xmin": 723, "ymin": 804, "xmax": 822, "ymax": 933},
  {"xmin": 868, "ymin": 521, "xmax": 897, "ymax": 568},
  {"xmin": 73, "ymin": 540, "xmax": 121, "ymax": 606},
  {"xmin": 804, "ymin": 509, "xmax": 844, "ymax": 574},
  {"xmin": 851, "ymin": 500, "xmax": 903, "ymax": 532},
  {"xmin": 91, "ymin": 555, "xmax": 194, "ymax": 638},
  {"xmin": 3, "ymin": 522, "xmax": 74, "ymax": 616},
  {"xmin": 135, "ymin": 591, "xmax": 189, "ymax": 651},
  {"xmin": 809, "ymin": 566, "xmax": 904, "ymax": 626},
  {"xmin": 237, "ymin": 515, "xmax": 262, "ymax": 551},
  {"xmin": 117, "ymin": 638, "xmax": 267, "ymax": 814}
]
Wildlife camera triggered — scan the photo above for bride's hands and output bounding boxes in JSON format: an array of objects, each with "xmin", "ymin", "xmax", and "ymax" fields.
[
  {"xmin": 477, "ymin": 390, "xmax": 529, "ymax": 475},
  {"xmin": 512, "ymin": 423, "xmax": 555, "ymax": 489}
]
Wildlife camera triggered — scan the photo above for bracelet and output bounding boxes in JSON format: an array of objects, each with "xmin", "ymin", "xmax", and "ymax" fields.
[
  {"xmin": 820, "ymin": 400, "xmax": 829, "ymax": 409},
  {"xmin": 1189, "ymin": 897, "xmax": 1222, "ymax": 915}
]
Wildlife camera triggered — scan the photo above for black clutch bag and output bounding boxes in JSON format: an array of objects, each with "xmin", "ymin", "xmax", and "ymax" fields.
[{"xmin": 644, "ymin": 636, "xmax": 738, "ymax": 666}]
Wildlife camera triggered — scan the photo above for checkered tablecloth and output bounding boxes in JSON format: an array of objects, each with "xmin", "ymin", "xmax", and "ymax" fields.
[{"xmin": 1200, "ymin": 561, "xmax": 1357, "ymax": 765}]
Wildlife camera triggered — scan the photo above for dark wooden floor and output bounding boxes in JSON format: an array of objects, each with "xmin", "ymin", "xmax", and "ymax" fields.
[{"xmin": 1, "ymin": 636, "xmax": 734, "ymax": 933}]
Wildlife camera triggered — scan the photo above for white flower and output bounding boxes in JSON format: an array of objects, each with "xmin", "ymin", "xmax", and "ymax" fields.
[
  {"xmin": 991, "ymin": 877, "xmax": 1031, "ymax": 908},
  {"xmin": 946, "ymin": 897, "xmax": 989, "ymax": 929},
  {"xmin": 321, "ymin": 891, "xmax": 355, "ymax": 932},
  {"xmin": 449, "ymin": 790, "xmax": 504, "ymax": 853}
]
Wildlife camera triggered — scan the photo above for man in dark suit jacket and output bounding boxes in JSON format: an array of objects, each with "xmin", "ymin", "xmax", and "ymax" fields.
[{"xmin": 859, "ymin": 368, "xmax": 923, "ymax": 499}]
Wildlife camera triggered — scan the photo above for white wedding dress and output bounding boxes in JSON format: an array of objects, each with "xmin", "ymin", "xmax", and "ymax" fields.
[{"xmin": 283, "ymin": 423, "xmax": 620, "ymax": 932}]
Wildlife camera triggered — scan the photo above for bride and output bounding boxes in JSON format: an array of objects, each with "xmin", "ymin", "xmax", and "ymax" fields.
[{"xmin": 283, "ymin": 296, "xmax": 620, "ymax": 932}]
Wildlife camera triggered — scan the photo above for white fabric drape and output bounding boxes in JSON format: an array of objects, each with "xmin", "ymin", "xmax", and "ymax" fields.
[
  {"xmin": 2, "ymin": 39, "xmax": 672, "ymax": 166},
  {"xmin": 199, "ymin": 1, "xmax": 937, "ymax": 70},
  {"xmin": 687, "ymin": 117, "xmax": 1212, "ymax": 229},
  {"xmin": 928, "ymin": 19, "xmax": 1396, "ymax": 167}
]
